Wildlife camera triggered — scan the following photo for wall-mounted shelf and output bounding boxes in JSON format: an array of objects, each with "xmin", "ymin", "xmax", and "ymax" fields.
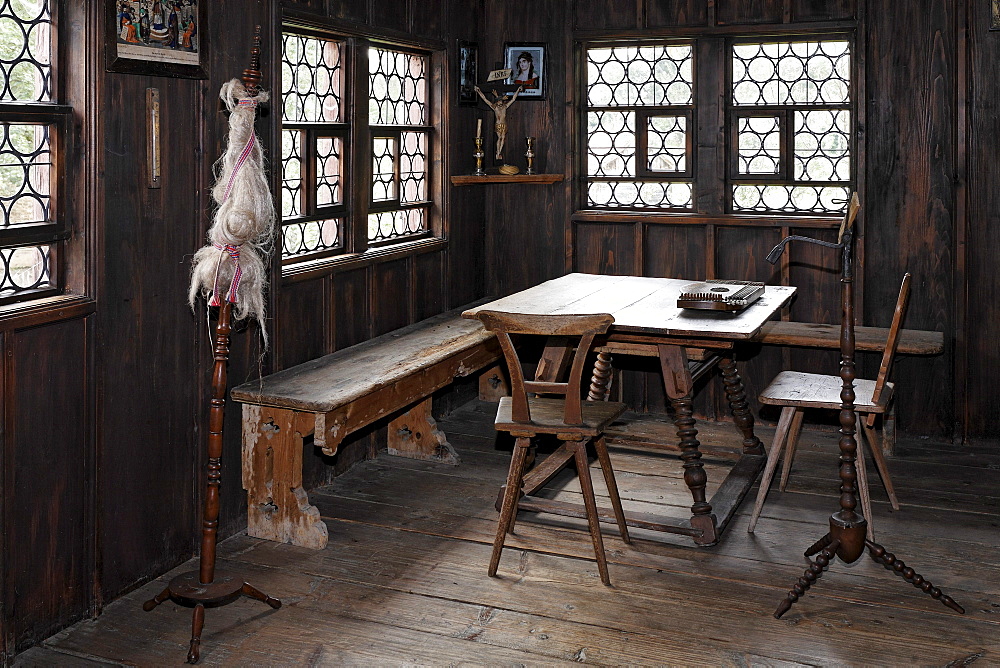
[{"xmin": 450, "ymin": 174, "xmax": 564, "ymax": 186}]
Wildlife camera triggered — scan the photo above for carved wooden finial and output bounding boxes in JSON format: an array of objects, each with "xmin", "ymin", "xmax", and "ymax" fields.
[{"xmin": 242, "ymin": 26, "xmax": 263, "ymax": 96}]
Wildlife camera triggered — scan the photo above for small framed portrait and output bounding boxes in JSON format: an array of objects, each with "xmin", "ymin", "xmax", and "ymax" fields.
[
  {"xmin": 993, "ymin": 0, "xmax": 1000, "ymax": 30},
  {"xmin": 106, "ymin": 0, "xmax": 207, "ymax": 79},
  {"xmin": 504, "ymin": 42, "xmax": 545, "ymax": 100},
  {"xmin": 457, "ymin": 40, "xmax": 479, "ymax": 105}
]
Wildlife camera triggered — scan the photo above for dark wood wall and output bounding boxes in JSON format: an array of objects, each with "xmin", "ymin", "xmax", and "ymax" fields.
[{"xmin": 2, "ymin": 0, "xmax": 998, "ymax": 661}]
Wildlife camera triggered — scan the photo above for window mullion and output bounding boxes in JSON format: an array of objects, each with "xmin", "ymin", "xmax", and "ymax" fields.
[
  {"xmin": 697, "ymin": 36, "xmax": 726, "ymax": 215},
  {"xmin": 348, "ymin": 37, "xmax": 371, "ymax": 255}
]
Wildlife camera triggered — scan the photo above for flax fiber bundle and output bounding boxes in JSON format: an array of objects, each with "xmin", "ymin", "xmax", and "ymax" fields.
[{"xmin": 188, "ymin": 79, "xmax": 275, "ymax": 345}]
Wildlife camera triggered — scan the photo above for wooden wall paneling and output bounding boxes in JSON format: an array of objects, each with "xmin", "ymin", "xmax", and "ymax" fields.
[
  {"xmin": 99, "ymin": 73, "xmax": 203, "ymax": 601},
  {"xmin": 414, "ymin": 250, "xmax": 445, "ymax": 321},
  {"xmin": 483, "ymin": 0, "xmax": 569, "ymax": 297},
  {"xmin": 644, "ymin": 0, "xmax": 709, "ymax": 28},
  {"xmin": 714, "ymin": 0, "xmax": 784, "ymax": 25},
  {"xmin": 790, "ymin": 0, "xmax": 856, "ymax": 22},
  {"xmin": 372, "ymin": 0, "xmax": 409, "ymax": 33},
  {"xmin": 962, "ymin": 0, "xmax": 1000, "ymax": 441},
  {"xmin": 410, "ymin": 0, "xmax": 445, "ymax": 38},
  {"xmin": 643, "ymin": 223, "xmax": 707, "ymax": 279},
  {"xmin": 276, "ymin": 277, "xmax": 332, "ymax": 370},
  {"xmin": 864, "ymin": 0, "xmax": 956, "ymax": 438},
  {"xmin": 327, "ymin": 0, "xmax": 369, "ymax": 23},
  {"xmin": 572, "ymin": 222, "xmax": 638, "ymax": 275},
  {"xmin": 282, "ymin": 0, "xmax": 327, "ymax": 15},
  {"xmin": 5, "ymin": 319, "xmax": 89, "ymax": 656},
  {"xmin": 372, "ymin": 258, "xmax": 412, "ymax": 335},
  {"xmin": 333, "ymin": 267, "xmax": 372, "ymax": 350},
  {"xmin": 575, "ymin": 0, "xmax": 640, "ymax": 31}
]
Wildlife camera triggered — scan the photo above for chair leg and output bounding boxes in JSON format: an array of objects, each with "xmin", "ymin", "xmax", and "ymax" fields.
[
  {"xmin": 748, "ymin": 406, "xmax": 796, "ymax": 533},
  {"xmin": 855, "ymin": 413, "xmax": 875, "ymax": 542},
  {"xmin": 574, "ymin": 442, "xmax": 611, "ymax": 585},
  {"xmin": 593, "ymin": 435, "xmax": 631, "ymax": 544},
  {"xmin": 859, "ymin": 416, "xmax": 900, "ymax": 511},
  {"xmin": 490, "ymin": 436, "xmax": 530, "ymax": 578},
  {"xmin": 778, "ymin": 408, "xmax": 804, "ymax": 492}
]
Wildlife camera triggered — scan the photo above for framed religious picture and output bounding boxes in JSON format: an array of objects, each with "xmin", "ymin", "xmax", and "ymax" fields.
[
  {"xmin": 993, "ymin": 0, "xmax": 1000, "ymax": 30},
  {"xmin": 504, "ymin": 42, "xmax": 545, "ymax": 100},
  {"xmin": 457, "ymin": 40, "xmax": 479, "ymax": 106},
  {"xmin": 106, "ymin": 0, "xmax": 207, "ymax": 78}
]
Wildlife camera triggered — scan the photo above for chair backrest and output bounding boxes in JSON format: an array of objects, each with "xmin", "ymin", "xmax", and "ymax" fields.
[
  {"xmin": 475, "ymin": 310, "xmax": 614, "ymax": 426},
  {"xmin": 870, "ymin": 272, "xmax": 912, "ymax": 406}
]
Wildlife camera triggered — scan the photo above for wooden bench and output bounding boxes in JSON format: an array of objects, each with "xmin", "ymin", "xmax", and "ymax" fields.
[
  {"xmin": 231, "ymin": 306, "xmax": 501, "ymax": 549},
  {"xmin": 751, "ymin": 321, "xmax": 944, "ymax": 355}
]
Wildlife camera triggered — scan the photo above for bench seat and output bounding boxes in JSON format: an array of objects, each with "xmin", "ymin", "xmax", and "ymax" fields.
[{"xmin": 231, "ymin": 306, "xmax": 501, "ymax": 549}]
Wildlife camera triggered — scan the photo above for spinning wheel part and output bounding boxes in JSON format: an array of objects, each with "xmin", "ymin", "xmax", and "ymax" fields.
[
  {"xmin": 765, "ymin": 194, "xmax": 963, "ymax": 619},
  {"xmin": 142, "ymin": 570, "xmax": 282, "ymax": 664},
  {"xmin": 142, "ymin": 31, "xmax": 282, "ymax": 664}
]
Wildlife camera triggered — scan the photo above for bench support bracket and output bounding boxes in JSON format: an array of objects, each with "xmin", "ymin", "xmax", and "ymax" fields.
[
  {"xmin": 387, "ymin": 398, "xmax": 460, "ymax": 465},
  {"xmin": 242, "ymin": 404, "xmax": 329, "ymax": 550}
]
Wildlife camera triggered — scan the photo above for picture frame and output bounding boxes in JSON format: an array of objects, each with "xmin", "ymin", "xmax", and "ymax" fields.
[
  {"xmin": 993, "ymin": 0, "xmax": 1000, "ymax": 30},
  {"xmin": 457, "ymin": 40, "xmax": 479, "ymax": 106},
  {"xmin": 106, "ymin": 0, "xmax": 207, "ymax": 79},
  {"xmin": 504, "ymin": 42, "xmax": 545, "ymax": 100}
]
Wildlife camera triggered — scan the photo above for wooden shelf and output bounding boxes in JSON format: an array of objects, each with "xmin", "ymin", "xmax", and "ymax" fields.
[{"xmin": 450, "ymin": 173, "xmax": 564, "ymax": 186}]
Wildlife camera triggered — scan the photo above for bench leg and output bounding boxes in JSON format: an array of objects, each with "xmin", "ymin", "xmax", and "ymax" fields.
[
  {"xmin": 387, "ymin": 398, "xmax": 460, "ymax": 465},
  {"xmin": 242, "ymin": 405, "xmax": 329, "ymax": 550},
  {"xmin": 478, "ymin": 364, "xmax": 510, "ymax": 402}
]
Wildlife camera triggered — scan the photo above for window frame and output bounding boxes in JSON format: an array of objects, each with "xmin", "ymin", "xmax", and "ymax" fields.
[
  {"xmin": 277, "ymin": 26, "xmax": 439, "ymax": 269},
  {"xmin": 577, "ymin": 31, "xmax": 857, "ymax": 219},
  {"xmin": 0, "ymin": 0, "xmax": 72, "ymax": 307}
]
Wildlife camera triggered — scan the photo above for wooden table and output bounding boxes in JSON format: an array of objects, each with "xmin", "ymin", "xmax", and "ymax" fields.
[{"xmin": 463, "ymin": 273, "xmax": 796, "ymax": 546}]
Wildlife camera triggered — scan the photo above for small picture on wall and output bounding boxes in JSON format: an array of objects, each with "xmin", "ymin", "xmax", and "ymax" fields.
[
  {"xmin": 107, "ymin": 0, "xmax": 206, "ymax": 78},
  {"xmin": 993, "ymin": 0, "xmax": 1000, "ymax": 30},
  {"xmin": 457, "ymin": 40, "xmax": 479, "ymax": 105},
  {"xmin": 504, "ymin": 42, "xmax": 545, "ymax": 99}
]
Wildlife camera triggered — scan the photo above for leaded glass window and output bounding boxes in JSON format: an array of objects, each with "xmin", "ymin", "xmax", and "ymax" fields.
[
  {"xmin": 730, "ymin": 39, "xmax": 852, "ymax": 214},
  {"xmin": 367, "ymin": 47, "xmax": 429, "ymax": 245},
  {"xmin": 279, "ymin": 32, "xmax": 346, "ymax": 262},
  {"xmin": 584, "ymin": 44, "xmax": 694, "ymax": 209},
  {"xmin": 0, "ymin": 0, "xmax": 66, "ymax": 304}
]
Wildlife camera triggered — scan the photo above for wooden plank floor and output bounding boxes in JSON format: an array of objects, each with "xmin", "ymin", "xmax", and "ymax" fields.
[{"xmin": 22, "ymin": 401, "xmax": 999, "ymax": 666}]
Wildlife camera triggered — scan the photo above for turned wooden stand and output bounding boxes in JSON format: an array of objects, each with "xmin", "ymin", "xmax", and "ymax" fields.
[
  {"xmin": 143, "ymin": 303, "xmax": 281, "ymax": 663},
  {"xmin": 765, "ymin": 195, "xmax": 963, "ymax": 618}
]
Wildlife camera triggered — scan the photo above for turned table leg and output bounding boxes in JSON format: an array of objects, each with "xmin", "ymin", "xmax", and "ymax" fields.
[
  {"xmin": 659, "ymin": 344, "xmax": 717, "ymax": 545},
  {"xmin": 719, "ymin": 356, "xmax": 765, "ymax": 456}
]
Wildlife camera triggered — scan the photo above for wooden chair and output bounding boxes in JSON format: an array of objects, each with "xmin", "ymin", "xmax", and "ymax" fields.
[
  {"xmin": 748, "ymin": 273, "xmax": 911, "ymax": 538},
  {"xmin": 475, "ymin": 310, "xmax": 631, "ymax": 585}
]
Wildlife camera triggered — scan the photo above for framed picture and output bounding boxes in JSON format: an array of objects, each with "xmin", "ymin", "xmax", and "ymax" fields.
[
  {"xmin": 504, "ymin": 42, "xmax": 545, "ymax": 100},
  {"xmin": 106, "ymin": 0, "xmax": 207, "ymax": 79},
  {"xmin": 457, "ymin": 40, "xmax": 478, "ymax": 106},
  {"xmin": 993, "ymin": 0, "xmax": 1000, "ymax": 30}
]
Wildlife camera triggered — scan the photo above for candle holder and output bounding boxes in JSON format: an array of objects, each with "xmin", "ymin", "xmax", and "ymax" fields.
[
  {"xmin": 524, "ymin": 136, "xmax": 536, "ymax": 175},
  {"xmin": 474, "ymin": 137, "xmax": 486, "ymax": 176}
]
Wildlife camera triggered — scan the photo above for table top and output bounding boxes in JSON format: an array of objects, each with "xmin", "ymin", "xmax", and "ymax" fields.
[{"xmin": 463, "ymin": 273, "xmax": 796, "ymax": 340}]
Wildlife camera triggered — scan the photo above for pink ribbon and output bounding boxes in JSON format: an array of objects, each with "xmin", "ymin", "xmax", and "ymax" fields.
[{"xmin": 209, "ymin": 243, "xmax": 243, "ymax": 306}]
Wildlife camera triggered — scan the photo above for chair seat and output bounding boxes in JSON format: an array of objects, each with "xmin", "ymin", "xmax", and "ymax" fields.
[
  {"xmin": 494, "ymin": 396, "xmax": 627, "ymax": 436},
  {"xmin": 758, "ymin": 371, "xmax": 894, "ymax": 412}
]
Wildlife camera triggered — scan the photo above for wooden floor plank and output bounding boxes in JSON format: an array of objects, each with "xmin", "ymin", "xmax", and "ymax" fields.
[{"xmin": 30, "ymin": 401, "xmax": 1000, "ymax": 666}]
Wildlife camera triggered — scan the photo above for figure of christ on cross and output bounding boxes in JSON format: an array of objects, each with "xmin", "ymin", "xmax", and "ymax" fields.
[{"xmin": 475, "ymin": 85, "xmax": 522, "ymax": 161}]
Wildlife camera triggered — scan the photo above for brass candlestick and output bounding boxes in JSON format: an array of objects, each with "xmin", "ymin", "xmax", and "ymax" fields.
[
  {"xmin": 525, "ymin": 136, "xmax": 536, "ymax": 175},
  {"xmin": 474, "ymin": 137, "xmax": 486, "ymax": 176}
]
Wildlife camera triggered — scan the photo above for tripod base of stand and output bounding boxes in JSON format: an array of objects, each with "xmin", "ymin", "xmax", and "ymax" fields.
[
  {"xmin": 142, "ymin": 569, "xmax": 281, "ymax": 664},
  {"xmin": 774, "ymin": 530, "xmax": 964, "ymax": 619}
]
